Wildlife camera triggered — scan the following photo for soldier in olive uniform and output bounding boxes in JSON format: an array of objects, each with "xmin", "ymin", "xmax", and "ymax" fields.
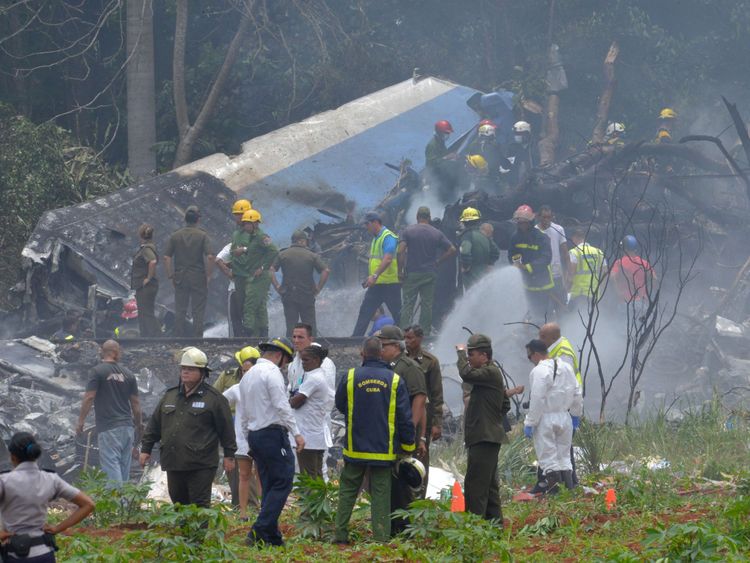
[
  {"xmin": 456, "ymin": 334, "xmax": 509, "ymax": 524},
  {"xmin": 270, "ymin": 230, "xmax": 330, "ymax": 336},
  {"xmin": 131, "ymin": 223, "xmax": 160, "ymax": 337},
  {"xmin": 376, "ymin": 325, "xmax": 427, "ymax": 535},
  {"xmin": 163, "ymin": 206, "xmax": 215, "ymax": 337},
  {"xmin": 229, "ymin": 209, "xmax": 259, "ymax": 336},
  {"xmin": 140, "ymin": 347, "xmax": 236, "ymax": 508},
  {"xmin": 236, "ymin": 209, "xmax": 278, "ymax": 338},
  {"xmin": 458, "ymin": 208, "xmax": 500, "ymax": 290},
  {"xmin": 404, "ymin": 325, "xmax": 444, "ymax": 498}
]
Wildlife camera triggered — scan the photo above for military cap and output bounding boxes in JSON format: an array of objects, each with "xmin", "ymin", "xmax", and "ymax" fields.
[
  {"xmin": 363, "ymin": 211, "xmax": 382, "ymax": 223},
  {"xmin": 291, "ymin": 229, "xmax": 309, "ymax": 242},
  {"xmin": 467, "ymin": 333, "xmax": 492, "ymax": 349},
  {"xmin": 375, "ymin": 324, "xmax": 404, "ymax": 342}
]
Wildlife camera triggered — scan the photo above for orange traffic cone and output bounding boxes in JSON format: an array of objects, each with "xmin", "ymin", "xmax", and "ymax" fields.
[
  {"xmin": 450, "ymin": 481, "xmax": 465, "ymax": 512},
  {"xmin": 605, "ymin": 488, "xmax": 616, "ymax": 511}
]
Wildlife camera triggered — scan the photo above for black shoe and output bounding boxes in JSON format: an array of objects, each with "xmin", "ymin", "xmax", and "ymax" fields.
[
  {"xmin": 561, "ymin": 470, "xmax": 575, "ymax": 490},
  {"xmin": 530, "ymin": 479, "xmax": 549, "ymax": 495},
  {"xmin": 544, "ymin": 471, "xmax": 561, "ymax": 495}
]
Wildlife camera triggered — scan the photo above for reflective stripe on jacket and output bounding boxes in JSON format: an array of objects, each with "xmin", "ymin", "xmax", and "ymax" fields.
[
  {"xmin": 549, "ymin": 337, "xmax": 582, "ymax": 386},
  {"xmin": 368, "ymin": 227, "xmax": 399, "ymax": 284},
  {"xmin": 570, "ymin": 243, "xmax": 605, "ymax": 298}
]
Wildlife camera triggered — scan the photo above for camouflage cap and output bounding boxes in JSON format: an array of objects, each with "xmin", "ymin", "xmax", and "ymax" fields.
[
  {"xmin": 467, "ymin": 333, "xmax": 492, "ymax": 350},
  {"xmin": 375, "ymin": 324, "xmax": 404, "ymax": 342}
]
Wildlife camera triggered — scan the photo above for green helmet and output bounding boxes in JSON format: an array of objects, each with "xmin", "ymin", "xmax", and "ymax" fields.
[
  {"xmin": 467, "ymin": 334, "xmax": 492, "ymax": 350},
  {"xmin": 375, "ymin": 325, "xmax": 404, "ymax": 342}
]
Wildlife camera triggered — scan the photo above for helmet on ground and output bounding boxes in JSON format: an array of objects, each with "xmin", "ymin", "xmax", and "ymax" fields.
[
  {"xmin": 232, "ymin": 199, "xmax": 252, "ymax": 214},
  {"xmin": 180, "ymin": 347, "xmax": 210, "ymax": 370},
  {"xmin": 606, "ymin": 122, "xmax": 625, "ymax": 136},
  {"xmin": 621, "ymin": 235, "xmax": 638, "ymax": 251},
  {"xmin": 235, "ymin": 346, "xmax": 260, "ymax": 366},
  {"xmin": 513, "ymin": 121, "xmax": 531, "ymax": 133},
  {"xmin": 459, "ymin": 207, "xmax": 481, "ymax": 222},
  {"xmin": 259, "ymin": 337, "xmax": 294, "ymax": 360},
  {"xmin": 478, "ymin": 124, "xmax": 497, "ymax": 137},
  {"xmin": 512, "ymin": 204, "xmax": 535, "ymax": 223},
  {"xmin": 121, "ymin": 299, "xmax": 138, "ymax": 320},
  {"xmin": 659, "ymin": 108, "xmax": 677, "ymax": 120},
  {"xmin": 466, "ymin": 154, "xmax": 488, "ymax": 171},
  {"xmin": 435, "ymin": 120, "xmax": 454, "ymax": 134},
  {"xmin": 467, "ymin": 333, "xmax": 492, "ymax": 350},
  {"xmin": 375, "ymin": 324, "xmax": 404, "ymax": 342},
  {"xmin": 396, "ymin": 457, "xmax": 426, "ymax": 491},
  {"xmin": 241, "ymin": 209, "xmax": 262, "ymax": 223}
]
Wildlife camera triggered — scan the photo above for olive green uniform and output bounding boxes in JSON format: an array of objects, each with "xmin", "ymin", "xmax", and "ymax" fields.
[
  {"xmin": 457, "ymin": 350, "xmax": 509, "ymax": 522},
  {"xmin": 164, "ymin": 226, "xmax": 212, "ymax": 337},
  {"xmin": 240, "ymin": 228, "xmax": 278, "ymax": 337},
  {"xmin": 141, "ymin": 381, "xmax": 236, "ymax": 507},
  {"xmin": 459, "ymin": 225, "xmax": 500, "ymax": 289},
  {"xmin": 408, "ymin": 349, "xmax": 444, "ymax": 498},
  {"xmin": 229, "ymin": 229, "xmax": 253, "ymax": 336},
  {"xmin": 271, "ymin": 244, "xmax": 327, "ymax": 335},
  {"xmin": 131, "ymin": 242, "xmax": 160, "ymax": 337},
  {"xmin": 388, "ymin": 353, "xmax": 427, "ymax": 535}
]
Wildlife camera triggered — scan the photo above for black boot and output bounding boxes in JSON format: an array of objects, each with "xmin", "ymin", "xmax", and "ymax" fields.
[
  {"xmin": 561, "ymin": 470, "xmax": 575, "ymax": 490},
  {"xmin": 530, "ymin": 466, "xmax": 548, "ymax": 494},
  {"xmin": 544, "ymin": 471, "xmax": 561, "ymax": 495}
]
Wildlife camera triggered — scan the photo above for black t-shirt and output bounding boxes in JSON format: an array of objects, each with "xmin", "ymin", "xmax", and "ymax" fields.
[
  {"xmin": 86, "ymin": 362, "xmax": 138, "ymax": 431},
  {"xmin": 400, "ymin": 223, "xmax": 453, "ymax": 274}
]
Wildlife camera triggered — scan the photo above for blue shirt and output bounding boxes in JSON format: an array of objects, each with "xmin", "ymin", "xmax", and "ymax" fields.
[
  {"xmin": 378, "ymin": 227, "xmax": 397, "ymax": 255},
  {"xmin": 369, "ymin": 315, "xmax": 395, "ymax": 336}
]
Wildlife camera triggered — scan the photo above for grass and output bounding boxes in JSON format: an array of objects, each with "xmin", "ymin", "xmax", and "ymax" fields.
[{"xmin": 53, "ymin": 401, "xmax": 750, "ymax": 561}]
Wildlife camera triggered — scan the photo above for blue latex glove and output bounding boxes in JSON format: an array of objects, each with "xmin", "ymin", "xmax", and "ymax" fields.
[
  {"xmin": 571, "ymin": 416, "xmax": 580, "ymax": 429},
  {"xmin": 524, "ymin": 426, "xmax": 533, "ymax": 438}
]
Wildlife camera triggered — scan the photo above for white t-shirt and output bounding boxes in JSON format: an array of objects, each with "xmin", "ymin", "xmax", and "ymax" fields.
[
  {"xmin": 293, "ymin": 367, "xmax": 334, "ymax": 451},
  {"xmin": 537, "ymin": 222, "xmax": 566, "ymax": 277},
  {"xmin": 216, "ymin": 243, "xmax": 234, "ymax": 291},
  {"xmin": 223, "ymin": 384, "xmax": 249, "ymax": 456}
]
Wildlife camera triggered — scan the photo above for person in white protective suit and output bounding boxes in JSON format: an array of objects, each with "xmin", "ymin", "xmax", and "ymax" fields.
[{"xmin": 523, "ymin": 339, "xmax": 583, "ymax": 493}]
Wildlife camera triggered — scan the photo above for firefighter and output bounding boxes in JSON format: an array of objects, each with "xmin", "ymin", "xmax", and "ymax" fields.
[
  {"xmin": 567, "ymin": 228, "xmax": 606, "ymax": 313},
  {"xmin": 508, "ymin": 205, "xmax": 554, "ymax": 323},
  {"xmin": 238, "ymin": 209, "xmax": 278, "ymax": 338},
  {"xmin": 656, "ymin": 107, "xmax": 677, "ymax": 143},
  {"xmin": 459, "ymin": 207, "xmax": 500, "ymax": 290},
  {"xmin": 227, "ymin": 200, "xmax": 253, "ymax": 335},
  {"xmin": 425, "ymin": 120, "xmax": 459, "ymax": 198}
]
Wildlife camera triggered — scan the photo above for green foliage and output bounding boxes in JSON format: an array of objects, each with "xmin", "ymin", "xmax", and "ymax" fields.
[
  {"xmin": 643, "ymin": 522, "xmax": 741, "ymax": 561},
  {"xmin": 293, "ymin": 473, "xmax": 339, "ymax": 539},
  {"xmin": 75, "ymin": 468, "xmax": 154, "ymax": 527},
  {"xmin": 394, "ymin": 499, "xmax": 511, "ymax": 562},
  {"xmin": 519, "ymin": 514, "xmax": 561, "ymax": 537}
]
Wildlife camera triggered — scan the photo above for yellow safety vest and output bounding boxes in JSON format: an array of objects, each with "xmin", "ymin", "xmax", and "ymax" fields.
[
  {"xmin": 570, "ymin": 243, "xmax": 605, "ymax": 298},
  {"xmin": 368, "ymin": 227, "xmax": 399, "ymax": 285},
  {"xmin": 549, "ymin": 337, "xmax": 582, "ymax": 386}
]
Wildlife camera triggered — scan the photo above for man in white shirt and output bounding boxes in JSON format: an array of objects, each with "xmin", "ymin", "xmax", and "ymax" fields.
[
  {"xmin": 536, "ymin": 205, "xmax": 570, "ymax": 314},
  {"xmin": 215, "ymin": 243, "xmax": 242, "ymax": 336},
  {"xmin": 239, "ymin": 337, "xmax": 304, "ymax": 548}
]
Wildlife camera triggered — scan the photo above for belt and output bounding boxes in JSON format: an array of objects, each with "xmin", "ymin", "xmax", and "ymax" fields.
[{"xmin": 254, "ymin": 424, "xmax": 286, "ymax": 432}]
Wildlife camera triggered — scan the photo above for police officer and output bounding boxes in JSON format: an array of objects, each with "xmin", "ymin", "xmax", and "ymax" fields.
[
  {"xmin": 334, "ymin": 337, "xmax": 415, "ymax": 544},
  {"xmin": 456, "ymin": 334, "xmax": 509, "ymax": 524},
  {"xmin": 227, "ymin": 200, "xmax": 254, "ymax": 336},
  {"xmin": 163, "ymin": 206, "xmax": 215, "ymax": 337},
  {"xmin": 270, "ymin": 230, "xmax": 330, "ymax": 336},
  {"xmin": 459, "ymin": 207, "xmax": 500, "ymax": 290},
  {"xmin": 0, "ymin": 432, "xmax": 94, "ymax": 562},
  {"xmin": 237, "ymin": 209, "xmax": 278, "ymax": 338},
  {"xmin": 131, "ymin": 223, "xmax": 160, "ymax": 337},
  {"xmin": 404, "ymin": 324, "xmax": 444, "ymax": 498},
  {"xmin": 140, "ymin": 347, "xmax": 236, "ymax": 508},
  {"xmin": 376, "ymin": 325, "xmax": 427, "ymax": 535}
]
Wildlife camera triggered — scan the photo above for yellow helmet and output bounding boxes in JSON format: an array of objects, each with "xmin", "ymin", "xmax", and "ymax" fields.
[
  {"xmin": 659, "ymin": 108, "xmax": 677, "ymax": 120},
  {"xmin": 241, "ymin": 209, "xmax": 262, "ymax": 223},
  {"xmin": 232, "ymin": 199, "xmax": 252, "ymax": 214},
  {"xmin": 459, "ymin": 207, "xmax": 481, "ymax": 222},
  {"xmin": 466, "ymin": 154, "xmax": 488, "ymax": 171},
  {"xmin": 235, "ymin": 346, "xmax": 260, "ymax": 366}
]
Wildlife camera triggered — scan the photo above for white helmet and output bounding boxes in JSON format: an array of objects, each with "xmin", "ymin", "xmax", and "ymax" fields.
[
  {"xmin": 606, "ymin": 122, "xmax": 625, "ymax": 137},
  {"xmin": 513, "ymin": 121, "xmax": 531, "ymax": 133},
  {"xmin": 180, "ymin": 347, "xmax": 210, "ymax": 370},
  {"xmin": 395, "ymin": 456, "xmax": 426, "ymax": 492},
  {"xmin": 478, "ymin": 124, "xmax": 496, "ymax": 137}
]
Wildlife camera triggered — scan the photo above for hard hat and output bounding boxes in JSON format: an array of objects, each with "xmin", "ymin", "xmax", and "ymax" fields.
[
  {"xmin": 479, "ymin": 119, "xmax": 497, "ymax": 128},
  {"xmin": 513, "ymin": 121, "xmax": 531, "ymax": 133},
  {"xmin": 121, "ymin": 299, "xmax": 138, "ymax": 320},
  {"xmin": 459, "ymin": 207, "xmax": 481, "ymax": 222},
  {"xmin": 467, "ymin": 333, "xmax": 492, "ymax": 350},
  {"xmin": 478, "ymin": 124, "xmax": 496, "ymax": 137},
  {"xmin": 375, "ymin": 324, "xmax": 404, "ymax": 342},
  {"xmin": 466, "ymin": 154, "xmax": 488, "ymax": 171},
  {"xmin": 435, "ymin": 120, "xmax": 454, "ymax": 134},
  {"xmin": 512, "ymin": 204, "xmax": 535, "ymax": 222},
  {"xmin": 622, "ymin": 235, "xmax": 638, "ymax": 251},
  {"xmin": 657, "ymin": 129, "xmax": 672, "ymax": 141},
  {"xmin": 235, "ymin": 346, "xmax": 260, "ymax": 366},
  {"xmin": 180, "ymin": 347, "xmax": 210, "ymax": 370},
  {"xmin": 396, "ymin": 456, "xmax": 426, "ymax": 490},
  {"xmin": 606, "ymin": 122, "xmax": 625, "ymax": 136},
  {"xmin": 258, "ymin": 336, "xmax": 294, "ymax": 359},
  {"xmin": 659, "ymin": 108, "xmax": 677, "ymax": 120},
  {"xmin": 241, "ymin": 209, "xmax": 262, "ymax": 223},
  {"xmin": 231, "ymin": 199, "xmax": 252, "ymax": 214}
]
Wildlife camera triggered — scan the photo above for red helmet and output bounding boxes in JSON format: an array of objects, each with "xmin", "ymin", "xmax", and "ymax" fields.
[
  {"xmin": 435, "ymin": 120, "xmax": 454, "ymax": 134},
  {"xmin": 479, "ymin": 119, "xmax": 497, "ymax": 129},
  {"xmin": 512, "ymin": 204, "xmax": 535, "ymax": 223},
  {"xmin": 121, "ymin": 299, "xmax": 139, "ymax": 320}
]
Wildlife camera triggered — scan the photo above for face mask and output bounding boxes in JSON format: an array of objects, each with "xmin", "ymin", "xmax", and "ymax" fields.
[{"xmin": 514, "ymin": 135, "xmax": 525, "ymax": 144}]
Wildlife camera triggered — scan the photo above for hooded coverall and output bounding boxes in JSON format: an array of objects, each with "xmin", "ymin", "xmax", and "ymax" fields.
[{"xmin": 524, "ymin": 358, "xmax": 582, "ymax": 475}]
